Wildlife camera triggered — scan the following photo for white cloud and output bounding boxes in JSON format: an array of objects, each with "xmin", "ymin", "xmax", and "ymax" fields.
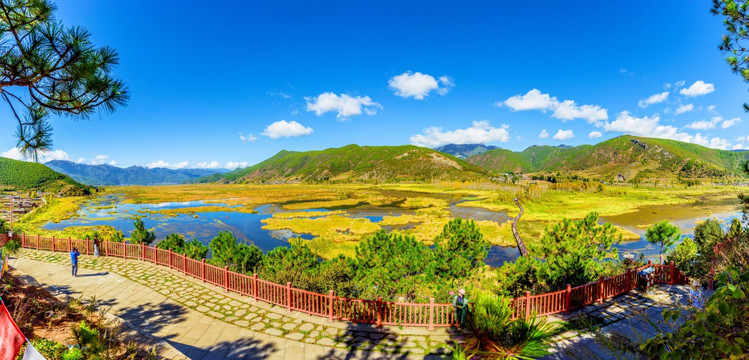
[
  {"xmin": 1, "ymin": 147, "xmax": 69, "ymax": 162},
  {"xmin": 553, "ymin": 129, "xmax": 574, "ymax": 140},
  {"xmin": 589, "ymin": 131, "xmax": 602, "ymax": 139},
  {"xmin": 145, "ymin": 160, "xmax": 190, "ymax": 169},
  {"xmin": 196, "ymin": 161, "xmax": 220, "ymax": 169},
  {"xmin": 75, "ymin": 157, "xmax": 85, "ymax": 163},
  {"xmin": 638, "ymin": 91, "xmax": 669, "ymax": 108},
  {"xmin": 722, "ymin": 117, "xmax": 741, "ymax": 129},
  {"xmin": 686, "ymin": 117, "xmax": 720, "ymax": 130},
  {"xmin": 305, "ymin": 92, "xmax": 381, "ymax": 119},
  {"xmin": 674, "ymin": 80, "xmax": 686, "ymax": 88},
  {"xmin": 146, "ymin": 160, "xmax": 170, "ymax": 169},
  {"xmin": 674, "ymin": 103, "xmax": 694, "ymax": 115},
  {"xmin": 602, "ymin": 111, "xmax": 734, "ymax": 149},
  {"xmin": 707, "ymin": 105, "xmax": 717, "ymax": 113},
  {"xmin": 225, "ymin": 161, "xmax": 248, "ymax": 170},
  {"xmin": 539, "ymin": 129, "xmax": 549, "ymax": 139},
  {"xmin": 88, "ymin": 154, "xmax": 110, "ymax": 165},
  {"xmin": 733, "ymin": 143, "xmax": 746, "ymax": 150},
  {"xmin": 499, "ymin": 89, "xmax": 556, "ymax": 111},
  {"xmin": 239, "ymin": 133, "xmax": 258, "ymax": 142},
  {"xmin": 498, "ymin": 89, "xmax": 607, "ymax": 123},
  {"xmin": 388, "ymin": 71, "xmax": 453, "ymax": 99},
  {"xmin": 262, "ymin": 120, "xmax": 313, "ymax": 139},
  {"xmin": 108, "ymin": 160, "xmax": 117, "ymax": 166},
  {"xmin": 409, "ymin": 120, "xmax": 510, "ymax": 147},
  {"xmin": 680, "ymin": 81, "xmax": 715, "ymax": 97}
]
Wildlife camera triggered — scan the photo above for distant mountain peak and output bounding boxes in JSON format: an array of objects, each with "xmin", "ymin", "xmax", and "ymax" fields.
[
  {"xmin": 434, "ymin": 143, "xmax": 500, "ymax": 159},
  {"xmin": 45, "ymin": 160, "xmax": 230, "ymax": 186}
]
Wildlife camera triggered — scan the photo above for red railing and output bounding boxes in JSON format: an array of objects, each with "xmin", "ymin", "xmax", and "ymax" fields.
[{"xmin": 0, "ymin": 233, "xmax": 688, "ymax": 327}]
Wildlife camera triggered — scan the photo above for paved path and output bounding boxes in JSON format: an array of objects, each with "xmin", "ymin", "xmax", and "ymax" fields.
[
  {"xmin": 542, "ymin": 284, "xmax": 698, "ymax": 359},
  {"xmin": 9, "ymin": 250, "xmax": 455, "ymax": 360}
]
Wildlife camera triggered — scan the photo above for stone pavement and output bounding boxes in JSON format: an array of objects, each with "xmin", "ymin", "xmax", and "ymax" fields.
[
  {"xmin": 9, "ymin": 250, "xmax": 456, "ymax": 359},
  {"xmin": 542, "ymin": 284, "xmax": 699, "ymax": 359}
]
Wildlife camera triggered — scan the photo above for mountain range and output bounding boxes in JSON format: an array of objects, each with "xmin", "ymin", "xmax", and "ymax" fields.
[
  {"xmin": 464, "ymin": 135, "xmax": 749, "ymax": 180},
  {"xmin": 45, "ymin": 161, "xmax": 229, "ymax": 186},
  {"xmin": 192, "ymin": 144, "xmax": 488, "ymax": 183}
]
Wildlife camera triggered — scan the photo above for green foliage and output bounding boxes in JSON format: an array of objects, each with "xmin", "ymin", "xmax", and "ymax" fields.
[
  {"xmin": 28, "ymin": 338, "xmax": 67, "ymax": 359},
  {"xmin": 431, "ymin": 219, "xmax": 490, "ymax": 280},
  {"xmin": 0, "ymin": 157, "xmax": 93, "ymax": 194},
  {"xmin": 645, "ymin": 220, "xmax": 682, "ymax": 264},
  {"xmin": 70, "ymin": 321, "xmax": 105, "ymax": 359},
  {"xmin": 667, "ymin": 237, "xmax": 699, "ymax": 277},
  {"xmin": 0, "ymin": 0, "xmax": 128, "ymax": 159},
  {"xmin": 641, "ymin": 267, "xmax": 749, "ymax": 359},
  {"xmin": 208, "ymin": 231, "xmax": 263, "ymax": 273},
  {"xmin": 0, "ymin": 218, "xmax": 8, "ymax": 234},
  {"xmin": 259, "ymin": 238, "xmax": 319, "ymax": 287},
  {"xmin": 2, "ymin": 239, "xmax": 21, "ymax": 256},
  {"xmin": 353, "ymin": 230, "xmax": 432, "ymax": 300},
  {"xmin": 156, "ymin": 233, "xmax": 208, "ymax": 260},
  {"xmin": 457, "ymin": 291, "xmax": 556, "ymax": 359},
  {"xmin": 712, "ymin": 0, "xmax": 749, "ymax": 111},
  {"xmin": 129, "ymin": 218, "xmax": 155, "ymax": 245},
  {"xmin": 110, "ymin": 229, "xmax": 124, "ymax": 243},
  {"xmin": 497, "ymin": 213, "xmax": 620, "ymax": 296}
]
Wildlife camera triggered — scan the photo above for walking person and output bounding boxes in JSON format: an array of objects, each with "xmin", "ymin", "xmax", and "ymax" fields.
[
  {"xmin": 453, "ymin": 288, "xmax": 469, "ymax": 328},
  {"xmin": 93, "ymin": 234, "xmax": 100, "ymax": 257},
  {"xmin": 70, "ymin": 247, "xmax": 80, "ymax": 277}
]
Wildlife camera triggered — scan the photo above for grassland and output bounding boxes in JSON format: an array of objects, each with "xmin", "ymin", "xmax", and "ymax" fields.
[{"xmin": 13, "ymin": 182, "xmax": 745, "ymax": 259}]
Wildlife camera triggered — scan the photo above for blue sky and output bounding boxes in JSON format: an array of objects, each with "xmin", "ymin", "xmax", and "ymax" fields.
[{"xmin": 1, "ymin": 1, "xmax": 748, "ymax": 169}]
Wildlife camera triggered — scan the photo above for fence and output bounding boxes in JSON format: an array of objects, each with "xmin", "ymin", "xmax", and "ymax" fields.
[{"xmin": 0, "ymin": 233, "xmax": 688, "ymax": 327}]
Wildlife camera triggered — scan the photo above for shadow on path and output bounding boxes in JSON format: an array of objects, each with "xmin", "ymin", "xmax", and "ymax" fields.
[
  {"xmin": 76, "ymin": 272, "xmax": 110, "ymax": 277},
  {"xmin": 115, "ymin": 301, "xmax": 188, "ymax": 339},
  {"xmin": 171, "ymin": 337, "xmax": 278, "ymax": 360},
  {"xmin": 317, "ymin": 322, "xmax": 410, "ymax": 360}
]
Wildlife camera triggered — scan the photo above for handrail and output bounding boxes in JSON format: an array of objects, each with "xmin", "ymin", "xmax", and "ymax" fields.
[{"xmin": 0, "ymin": 233, "xmax": 688, "ymax": 327}]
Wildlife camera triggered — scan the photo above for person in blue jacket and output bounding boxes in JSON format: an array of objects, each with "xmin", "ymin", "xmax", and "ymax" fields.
[{"xmin": 70, "ymin": 247, "xmax": 80, "ymax": 277}]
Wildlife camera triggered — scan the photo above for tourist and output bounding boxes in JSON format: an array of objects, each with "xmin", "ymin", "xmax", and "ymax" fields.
[
  {"xmin": 688, "ymin": 280, "xmax": 704, "ymax": 308},
  {"xmin": 70, "ymin": 247, "xmax": 80, "ymax": 277},
  {"xmin": 93, "ymin": 235, "xmax": 100, "ymax": 257},
  {"xmin": 453, "ymin": 288, "xmax": 468, "ymax": 328}
]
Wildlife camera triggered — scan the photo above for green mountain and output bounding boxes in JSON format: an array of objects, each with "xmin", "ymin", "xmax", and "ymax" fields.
[
  {"xmin": 195, "ymin": 144, "xmax": 489, "ymax": 183},
  {"xmin": 45, "ymin": 160, "xmax": 229, "ymax": 186},
  {"xmin": 0, "ymin": 157, "xmax": 94, "ymax": 195},
  {"xmin": 467, "ymin": 135, "xmax": 749, "ymax": 181}
]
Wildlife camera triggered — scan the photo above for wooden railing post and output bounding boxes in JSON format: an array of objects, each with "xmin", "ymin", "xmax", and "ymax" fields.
[
  {"xmin": 224, "ymin": 266, "xmax": 229, "ymax": 292},
  {"xmin": 168, "ymin": 249, "xmax": 173, "ymax": 268},
  {"xmin": 565, "ymin": 284, "xmax": 572, "ymax": 313},
  {"xmin": 85, "ymin": 238, "xmax": 89, "ymax": 255},
  {"xmin": 202, "ymin": 259, "xmax": 206, "ymax": 283},
  {"xmin": 598, "ymin": 276, "xmax": 605, "ymax": 303},
  {"xmin": 104, "ymin": 240, "xmax": 108, "ymax": 257},
  {"xmin": 36, "ymin": 234, "xmax": 39, "ymax": 250},
  {"xmin": 376, "ymin": 295, "xmax": 383, "ymax": 328},
  {"xmin": 121, "ymin": 242, "xmax": 126, "ymax": 259},
  {"xmin": 428, "ymin": 298, "xmax": 435, "ymax": 331},
  {"xmin": 67, "ymin": 237, "xmax": 71, "ymax": 252},
  {"xmin": 51, "ymin": 236, "xmax": 55, "ymax": 252},
  {"xmin": 525, "ymin": 291, "xmax": 531, "ymax": 320},
  {"xmin": 252, "ymin": 273, "xmax": 258, "ymax": 300},
  {"xmin": 670, "ymin": 261, "xmax": 675, "ymax": 285},
  {"xmin": 286, "ymin": 282, "xmax": 292, "ymax": 312},
  {"xmin": 141, "ymin": 244, "xmax": 145, "ymax": 262},
  {"xmin": 22, "ymin": 233, "xmax": 25, "ymax": 247},
  {"xmin": 328, "ymin": 290, "xmax": 334, "ymax": 322},
  {"xmin": 183, "ymin": 253, "xmax": 187, "ymax": 275}
]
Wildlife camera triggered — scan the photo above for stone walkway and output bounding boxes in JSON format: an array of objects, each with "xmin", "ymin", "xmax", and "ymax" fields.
[
  {"xmin": 542, "ymin": 284, "xmax": 698, "ymax": 359},
  {"xmin": 9, "ymin": 249, "xmax": 455, "ymax": 359}
]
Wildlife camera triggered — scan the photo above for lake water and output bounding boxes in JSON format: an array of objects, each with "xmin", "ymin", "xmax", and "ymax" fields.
[{"xmin": 42, "ymin": 194, "xmax": 742, "ymax": 267}]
